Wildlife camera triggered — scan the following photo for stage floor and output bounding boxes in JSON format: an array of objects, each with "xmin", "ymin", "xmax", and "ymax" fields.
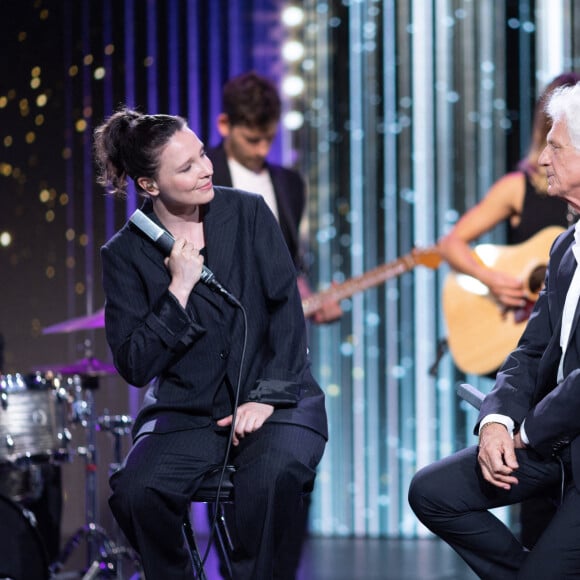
[
  {"xmin": 49, "ymin": 533, "xmax": 478, "ymax": 579},
  {"xmin": 296, "ymin": 536, "xmax": 478, "ymax": 580},
  {"xmin": 195, "ymin": 535, "xmax": 478, "ymax": 580}
]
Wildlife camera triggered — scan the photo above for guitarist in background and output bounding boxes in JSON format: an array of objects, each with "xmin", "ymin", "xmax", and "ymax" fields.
[
  {"xmin": 438, "ymin": 72, "xmax": 580, "ymax": 550},
  {"xmin": 207, "ymin": 70, "xmax": 342, "ymax": 326}
]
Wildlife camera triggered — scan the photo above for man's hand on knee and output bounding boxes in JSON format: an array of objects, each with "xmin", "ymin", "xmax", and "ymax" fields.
[{"xmin": 478, "ymin": 422, "xmax": 520, "ymax": 490}]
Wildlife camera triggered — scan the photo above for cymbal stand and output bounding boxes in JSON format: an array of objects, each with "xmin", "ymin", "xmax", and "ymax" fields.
[{"xmin": 50, "ymin": 374, "xmax": 117, "ymax": 578}]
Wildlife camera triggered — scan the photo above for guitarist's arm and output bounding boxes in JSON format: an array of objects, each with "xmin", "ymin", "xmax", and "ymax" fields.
[{"xmin": 438, "ymin": 171, "xmax": 528, "ymax": 308}]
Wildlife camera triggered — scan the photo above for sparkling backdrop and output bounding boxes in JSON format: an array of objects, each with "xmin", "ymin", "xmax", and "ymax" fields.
[
  {"xmin": 1, "ymin": 0, "xmax": 285, "ymax": 372},
  {"xmin": 2, "ymin": 0, "xmax": 580, "ymax": 552},
  {"xmin": 0, "ymin": 0, "xmax": 287, "ymax": 559}
]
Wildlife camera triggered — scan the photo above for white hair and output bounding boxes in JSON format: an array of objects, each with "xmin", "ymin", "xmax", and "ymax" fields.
[{"xmin": 545, "ymin": 81, "xmax": 580, "ymax": 150}]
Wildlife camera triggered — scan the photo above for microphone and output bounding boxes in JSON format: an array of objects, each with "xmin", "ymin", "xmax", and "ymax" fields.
[{"xmin": 129, "ymin": 209, "xmax": 239, "ymax": 305}]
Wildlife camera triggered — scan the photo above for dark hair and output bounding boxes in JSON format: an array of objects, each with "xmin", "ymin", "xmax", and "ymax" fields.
[
  {"xmin": 93, "ymin": 106, "xmax": 187, "ymax": 198},
  {"xmin": 222, "ymin": 71, "xmax": 281, "ymax": 128}
]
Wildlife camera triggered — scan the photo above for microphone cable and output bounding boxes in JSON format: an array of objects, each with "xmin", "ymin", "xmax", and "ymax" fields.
[{"xmin": 197, "ymin": 296, "xmax": 248, "ymax": 576}]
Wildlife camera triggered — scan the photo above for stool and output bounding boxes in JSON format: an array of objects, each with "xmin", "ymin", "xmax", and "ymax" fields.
[{"xmin": 183, "ymin": 464, "xmax": 236, "ymax": 580}]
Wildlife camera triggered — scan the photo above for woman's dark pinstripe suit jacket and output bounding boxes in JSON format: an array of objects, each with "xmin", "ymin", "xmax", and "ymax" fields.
[{"xmin": 100, "ymin": 187, "xmax": 328, "ymax": 442}]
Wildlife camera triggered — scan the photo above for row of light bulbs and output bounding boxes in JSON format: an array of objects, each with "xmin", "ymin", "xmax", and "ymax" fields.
[{"xmin": 280, "ymin": 5, "xmax": 306, "ymax": 131}]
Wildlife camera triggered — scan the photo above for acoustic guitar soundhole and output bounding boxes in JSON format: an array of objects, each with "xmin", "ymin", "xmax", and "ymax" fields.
[{"xmin": 528, "ymin": 265, "xmax": 547, "ymax": 294}]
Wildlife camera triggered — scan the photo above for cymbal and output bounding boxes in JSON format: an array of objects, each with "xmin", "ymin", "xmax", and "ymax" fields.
[
  {"xmin": 42, "ymin": 308, "xmax": 105, "ymax": 334},
  {"xmin": 36, "ymin": 357, "xmax": 117, "ymax": 376}
]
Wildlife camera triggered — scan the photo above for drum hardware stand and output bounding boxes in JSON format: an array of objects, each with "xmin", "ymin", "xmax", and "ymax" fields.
[
  {"xmin": 51, "ymin": 406, "xmax": 142, "ymax": 579},
  {"xmin": 49, "ymin": 374, "xmax": 119, "ymax": 579}
]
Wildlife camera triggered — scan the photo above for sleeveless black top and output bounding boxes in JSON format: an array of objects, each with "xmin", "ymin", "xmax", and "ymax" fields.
[{"xmin": 506, "ymin": 173, "xmax": 571, "ymax": 245}]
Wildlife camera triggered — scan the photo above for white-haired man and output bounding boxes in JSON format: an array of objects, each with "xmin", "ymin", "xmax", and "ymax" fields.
[{"xmin": 409, "ymin": 82, "xmax": 580, "ymax": 579}]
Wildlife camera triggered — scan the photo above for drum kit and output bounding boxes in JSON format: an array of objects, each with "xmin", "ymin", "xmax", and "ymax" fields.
[{"xmin": 0, "ymin": 309, "xmax": 142, "ymax": 580}]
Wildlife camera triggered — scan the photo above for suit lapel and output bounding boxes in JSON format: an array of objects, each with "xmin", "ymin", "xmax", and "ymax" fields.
[
  {"xmin": 557, "ymin": 240, "xmax": 577, "ymax": 306},
  {"xmin": 555, "ymin": 237, "xmax": 580, "ymax": 367},
  {"xmin": 130, "ymin": 205, "xmax": 171, "ymax": 276},
  {"xmin": 268, "ymin": 164, "xmax": 298, "ymax": 254},
  {"xmin": 196, "ymin": 188, "xmax": 239, "ymax": 307}
]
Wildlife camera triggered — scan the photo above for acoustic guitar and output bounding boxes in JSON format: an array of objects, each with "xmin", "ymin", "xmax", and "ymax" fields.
[
  {"xmin": 302, "ymin": 247, "xmax": 442, "ymax": 317},
  {"xmin": 443, "ymin": 226, "xmax": 565, "ymax": 375}
]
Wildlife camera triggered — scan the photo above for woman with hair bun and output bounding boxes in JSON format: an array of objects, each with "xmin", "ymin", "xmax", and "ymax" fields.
[{"xmin": 94, "ymin": 107, "xmax": 327, "ymax": 579}]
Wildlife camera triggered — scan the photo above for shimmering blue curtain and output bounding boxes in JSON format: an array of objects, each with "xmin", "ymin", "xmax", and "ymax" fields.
[{"xmin": 294, "ymin": 0, "xmax": 580, "ymax": 537}]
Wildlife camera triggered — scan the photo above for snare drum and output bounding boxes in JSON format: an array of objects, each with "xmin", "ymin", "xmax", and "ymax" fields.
[
  {"xmin": 0, "ymin": 493, "xmax": 50, "ymax": 579},
  {"xmin": 0, "ymin": 372, "xmax": 71, "ymax": 464}
]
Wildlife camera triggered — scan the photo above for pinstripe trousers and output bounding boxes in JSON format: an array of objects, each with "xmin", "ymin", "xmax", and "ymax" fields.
[{"xmin": 109, "ymin": 421, "xmax": 326, "ymax": 580}]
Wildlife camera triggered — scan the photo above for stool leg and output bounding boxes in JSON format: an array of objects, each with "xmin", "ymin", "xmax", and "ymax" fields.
[
  {"xmin": 183, "ymin": 514, "xmax": 208, "ymax": 580},
  {"xmin": 209, "ymin": 502, "xmax": 234, "ymax": 580}
]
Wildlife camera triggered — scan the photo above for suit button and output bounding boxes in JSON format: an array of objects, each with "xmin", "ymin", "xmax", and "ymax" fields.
[{"xmin": 219, "ymin": 350, "xmax": 229, "ymax": 359}]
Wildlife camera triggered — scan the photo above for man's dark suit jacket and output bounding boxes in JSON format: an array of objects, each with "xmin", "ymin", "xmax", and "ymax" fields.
[
  {"xmin": 207, "ymin": 143, "xmax": 306, "ymax": 270},
  {"xmin": 478, "ymin": 225, "xmax": 580, "ymax": 484},
  {"xmin": 101, "ymin": 188, "xmax": 327, "ymax": 441}
]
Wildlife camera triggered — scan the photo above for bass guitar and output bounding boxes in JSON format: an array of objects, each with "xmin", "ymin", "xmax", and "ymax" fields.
[
  {"xmin": 443, "ymin": 226, "xmax": 565, "ymax": 375},
  {"xmin": 302, "ymin": 247, "xmax": 442, "ymax": 317}
]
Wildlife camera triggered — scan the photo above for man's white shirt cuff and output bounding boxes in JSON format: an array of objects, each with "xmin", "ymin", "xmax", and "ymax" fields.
[{"xmin": 479, "ymin": 414, "xmax": 515, "ymax": 438}]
